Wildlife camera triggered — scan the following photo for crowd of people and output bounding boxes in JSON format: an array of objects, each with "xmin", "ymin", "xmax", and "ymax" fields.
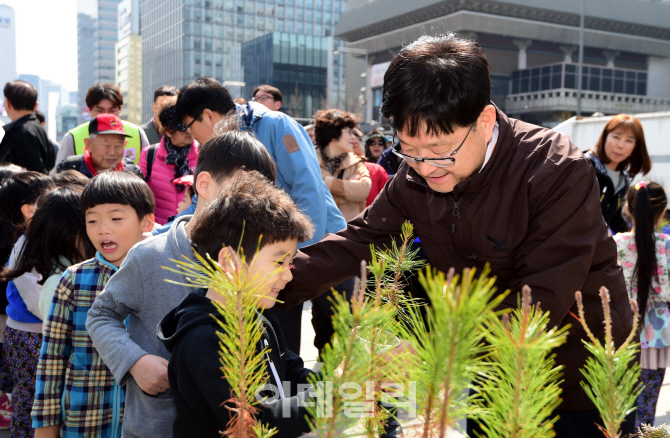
[{"xmin": 0, "ymin": 32, "xmax": 667, "ymax": 438}]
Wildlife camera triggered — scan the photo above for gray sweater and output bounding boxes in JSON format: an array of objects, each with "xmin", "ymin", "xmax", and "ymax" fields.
[{"xmin": 86, "ymin": 215, "xmax": 194, "ymax": 438}]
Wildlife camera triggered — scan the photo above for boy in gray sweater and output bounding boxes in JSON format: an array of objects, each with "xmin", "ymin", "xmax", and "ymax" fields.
[{"xmin": 86, "ymin": 131, "xmax": 278, "ymax": 438}]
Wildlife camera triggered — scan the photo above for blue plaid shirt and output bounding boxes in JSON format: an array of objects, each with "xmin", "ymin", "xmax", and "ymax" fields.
[{"xmin": 32, "ymin": 253, "xmax": 125, "ymax": 437}]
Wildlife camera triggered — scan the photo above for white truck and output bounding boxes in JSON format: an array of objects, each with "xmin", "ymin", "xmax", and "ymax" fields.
[{"xmin": 553, "ymin": 111, "xmax": 670, "ymax": 195}]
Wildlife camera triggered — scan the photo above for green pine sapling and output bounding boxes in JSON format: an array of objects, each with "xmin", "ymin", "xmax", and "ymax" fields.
[
  {"xmin": 398, "ymin": 267, "xmax": 506, "ymax": 438},
  {"xmin": 472, "ymin": 286, "xmax": 569, "ymax": 438},
  {"xmin": 165, "ymin": 250, "xmax": 279, "ymax": 438},
  {"xmin": 305, "ymin": 261, "xmax": 407, "ymax": 437},
  {"xmin": 575, "ymin": 287, "xmax": 642, "ymax": 438}
]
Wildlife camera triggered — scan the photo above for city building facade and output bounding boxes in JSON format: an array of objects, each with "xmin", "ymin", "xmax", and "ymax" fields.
[
  {"xmin": 116, "ymin": 0, "xmax": 142, "ymax": 124},
  {"xmin": 335, "ymin": 0, "xmax": 670, "ymax": 127},
  {"xmin": 18, "ymin": 74, "xmax": 71, "ymax": 141},
  {"xmin": 0, "ymin": 4, "xmax": 16, "ymax": 122},
  {"xmin": 141, "ymin": 0, "xmax": 348, "ymax": 122},
  {"xmin": 241, "ymin": 32, "xmax": 329, "ymax": 118},
  {"xmin": 77, "ymin": 0, "xmax": 123, "ymax": 121}
]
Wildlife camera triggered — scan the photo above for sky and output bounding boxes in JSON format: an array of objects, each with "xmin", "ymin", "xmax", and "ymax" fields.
[{"xmin": 3, "ymin": 0, "xmax": 79, "ymax": 92}]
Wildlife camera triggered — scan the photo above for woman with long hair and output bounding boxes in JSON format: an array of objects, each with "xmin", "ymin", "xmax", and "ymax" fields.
[
  {"xmin": 586, "ymin": 114, "xmax": 652, "ymax": 233},
  {"xmin": 613, "ymin": 181, "xmax": 669, "ymax": 430}
]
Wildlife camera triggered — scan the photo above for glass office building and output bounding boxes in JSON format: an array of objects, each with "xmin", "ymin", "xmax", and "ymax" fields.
[
  {"xmin": 141, "ymin": 0, "xmax": 347, "ymax": 122},
  {"xmin": 77, "ymin": 0, "xmax": 123, "ymax": 120},
  {"xmin": 241, "ymin": 32, "xmax": 328, "ymax": 118}
]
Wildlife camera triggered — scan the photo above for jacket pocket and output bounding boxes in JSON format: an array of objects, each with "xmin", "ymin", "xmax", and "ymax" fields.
[{"xmin": 122, "ymin": 381, "xmax": 175, "ymax": 437}]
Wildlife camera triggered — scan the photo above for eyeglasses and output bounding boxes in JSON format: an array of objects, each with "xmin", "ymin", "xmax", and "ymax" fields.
[
  {"xmin": 184, "ymin": 111, "xmax": 203, "ymax": 133},
  {"xmin": 252, "ymin": 95, "xmax": 275, "ymax": 103},
  {"xmin": 366, "ymin": 139, "xmax": 387, "ymax": 147},
  {"xmin": 391, "ymin": 122, "xmax": 475, "ymax": 168}
]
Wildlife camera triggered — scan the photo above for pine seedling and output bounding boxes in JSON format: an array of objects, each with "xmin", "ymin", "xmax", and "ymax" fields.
[
  {"xmin": 636, "ymin": 424, "xmax": 670, "ymax": 438},
  {"xmin": 472, "ymin": 286, "xmax": 569, "ymax": 438},
  {"xmin": 575, "ymin": 287, "xmax": 642, "ymax": 438},
  {"xmin": 165, "ymin": 248, "xmax": 280, "ymax": 438},
  {"xmin": 306, "ymin": 262, "xmax": 407, "ymax": 438},
  {"xmin": 366, "ymin": 221, "xmax": 426, "ymax": 326},
  {"xmin": 397, "ymin": 266, "xmax": 506, "ymax": 438}
]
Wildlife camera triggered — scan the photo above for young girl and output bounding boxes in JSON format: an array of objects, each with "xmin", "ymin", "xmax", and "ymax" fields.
[
  {"xmin": 0, "ymin": 171, "xmax": 54, "ymax": 437},
  {"xmin": 0, "ymin": 164, "xmax": 24, "ymax": 429},
  {"xmin": 2, "ymin": 186, "xmax": 95, "ymax": 326},
  {"xmin": 613, "ymin": 181, "xmax": 669, "ymax": 430}
]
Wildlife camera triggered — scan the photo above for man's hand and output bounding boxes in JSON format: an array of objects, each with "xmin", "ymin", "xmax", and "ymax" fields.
[{"xmin": 129, "ymin": 354, "xmax": 170, "ymax": 395}]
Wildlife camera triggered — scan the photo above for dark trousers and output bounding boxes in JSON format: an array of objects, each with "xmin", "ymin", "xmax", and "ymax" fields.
[
  {"xmin": 467, "ymin": 408, "xmax": 636, "ymax": 437},
  {"xmin": 311, "ymin": 277, "xmax": 356, "ymax": 356}
]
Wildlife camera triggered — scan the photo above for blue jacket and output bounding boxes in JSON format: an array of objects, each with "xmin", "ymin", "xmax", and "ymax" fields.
[{"xmin": 237, "ymin": 102, "xmax": 346, "ymax": 246}]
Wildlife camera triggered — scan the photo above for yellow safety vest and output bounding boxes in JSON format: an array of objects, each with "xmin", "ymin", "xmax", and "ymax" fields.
[{"xmin": 69, "ymin": 120, "xmax": 143, "ymax": 163}]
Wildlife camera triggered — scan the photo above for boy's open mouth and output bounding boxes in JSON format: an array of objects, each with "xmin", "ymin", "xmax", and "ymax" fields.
[{"xmin": 101, "ymin": 240, "xmax": 118, "ymax": 252}]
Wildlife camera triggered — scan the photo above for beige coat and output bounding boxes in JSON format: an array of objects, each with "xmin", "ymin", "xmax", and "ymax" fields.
[{"xmin": 319, "ymin": 152, "xmax": 371, "ymax": 221}]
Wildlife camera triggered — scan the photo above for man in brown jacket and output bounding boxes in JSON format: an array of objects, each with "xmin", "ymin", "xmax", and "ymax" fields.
[{"xmin": 279, "ymin": 34, "xmax": 635, "ymax": 437}]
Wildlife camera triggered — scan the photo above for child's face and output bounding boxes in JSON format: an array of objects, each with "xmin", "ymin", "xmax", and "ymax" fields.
[
  {"xmin": 247, "ymin": 238, "xmax": 299, "ymax": 309},
  {"xmin": 177, "ymin": 192, "xmax": 193, "ymax": 214},
  {"xmin": 85, "ymin": 203, "xmax": 154, "ymax": 267}
]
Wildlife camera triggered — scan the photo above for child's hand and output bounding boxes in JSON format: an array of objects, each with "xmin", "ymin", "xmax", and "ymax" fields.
[{"xmin": 129, "ymin": 354, "xmax": 170, "ymax": 395}]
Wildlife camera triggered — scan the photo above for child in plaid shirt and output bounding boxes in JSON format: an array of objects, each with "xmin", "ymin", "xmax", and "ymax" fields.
[{"xmin": 31, "ymin": 172, "xmax": 155, "ymax": 438}]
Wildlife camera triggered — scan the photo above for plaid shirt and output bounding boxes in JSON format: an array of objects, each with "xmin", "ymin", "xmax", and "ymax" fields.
[{"xmin": 32, "ymin": 253, "xmax": 125, "ymax": 437}]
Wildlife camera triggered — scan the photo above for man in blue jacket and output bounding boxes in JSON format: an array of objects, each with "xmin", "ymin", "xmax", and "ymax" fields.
[{"xmin": 175, "ymin": 77, "xmax": 347, "ymax": 353}]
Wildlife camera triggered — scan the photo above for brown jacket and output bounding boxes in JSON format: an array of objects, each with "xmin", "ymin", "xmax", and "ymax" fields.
[
  {"xmin": 318, "ymin": 152, "xmax": 371, "ymax": 222},
  {"xmin": 281, "ymin": 110, "xmax": 633, "ymax": 412}
]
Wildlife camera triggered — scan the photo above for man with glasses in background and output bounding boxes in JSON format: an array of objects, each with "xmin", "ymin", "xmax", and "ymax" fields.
[
  {"xmin": 279, "ymin": 33, "xmax": 635, "ymax": 437},
  {"xmin": 251, "ymin": 84, "xmax": 283, "ymax": 112}
]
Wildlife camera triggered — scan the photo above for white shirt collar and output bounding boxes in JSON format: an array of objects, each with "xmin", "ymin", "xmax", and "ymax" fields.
[{"xmin": 479, "ymin": 121, "xmax": 499, "ymax": 173}]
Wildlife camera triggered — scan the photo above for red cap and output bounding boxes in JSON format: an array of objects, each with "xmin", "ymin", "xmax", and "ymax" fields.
[
  {"xmin": 172, "ymin": 175, "xmax": 194, "ymax": 187},
  {"xmin": 88, "ymin": 114, "xmax": 131, "ymax": 137}
]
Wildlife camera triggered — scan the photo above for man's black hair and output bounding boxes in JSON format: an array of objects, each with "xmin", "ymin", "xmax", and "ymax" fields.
[
  {"xmin": 80, "ymin": 171, "xmax": 155, "ymax": 219},
  {"xmin": 175, "ymin": 77, "xmax": 235, "ymax": 122},
  {"xmin": 154, "ymin": 85, "xmax": 179, "ymax": 102},
  {"xmin": 191, "ymin": 170, "xmax": 313, "ymax": 261},
  {"xmin": 34, "ymin": 110, "xmax": 46, "ymax": 124},
  {"xmin": 193, "ymin": 131, "xmax": 277, "ymax": 196},
  {"xmin": 381, "ymin": 33, "xmax": 491, "ymax": 136},
  {"xmin": 85, "ymin": 83, "xmax": 124, "ymax": 109},
  {"xmin": 3, "ymin": 81, "xmax": 38, "ymax": 112}
]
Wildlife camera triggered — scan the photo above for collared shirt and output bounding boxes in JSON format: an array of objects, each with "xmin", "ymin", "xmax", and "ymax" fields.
[
  {"xmin": 32, "ymin": 253, "xmax": 125, "ymax": 437},
  {"xmin": 479, "ymin": 121, "xmax": 500, "ymax": 172}
]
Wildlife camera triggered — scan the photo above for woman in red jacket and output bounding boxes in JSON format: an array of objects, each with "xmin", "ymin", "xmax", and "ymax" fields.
[{"xmin": 139, "ymin": 105, "xmax": 199, "ymax": 224}]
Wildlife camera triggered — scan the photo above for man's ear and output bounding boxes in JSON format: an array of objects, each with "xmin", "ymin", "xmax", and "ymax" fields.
[
  {"xmin": 32, "ymin": 102, "xmax": 39, "ymax": 112},
  {"xmin": 479, "ymin": 104, "xmax": 497, "ymax": 141},
  {"xmin": 140, "ymin": 214, "xmax": 155, "ymax": 233},
  {"xmin": 20, "ymin": 203, "xmax": 36, "ymax": 220},
  {"xmin": 275, "ymin": 101, "xmax": 282, "ymax": 111},
  {"xmin": 195, "ymin": 171, "xmax": 213, "ymax": 202},
  {"xmin": 202, "ymin": 108, "xmax": 214, "ymax": 124},
  {"xmin": 217, "ymin": 246, "xmax": 241, "ymax": 274},
  {"xmin": 3, "ymin": 98, "xmax": 11, "ymax": 111},
  {"xmin": 84, "ymin": 137, "xmax": 91, "ymax": 151}
]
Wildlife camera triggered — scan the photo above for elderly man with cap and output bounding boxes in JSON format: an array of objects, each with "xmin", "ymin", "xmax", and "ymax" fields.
[{"xmin": 56, "ymin": 114, "xmax": 142, "ymax": 178}]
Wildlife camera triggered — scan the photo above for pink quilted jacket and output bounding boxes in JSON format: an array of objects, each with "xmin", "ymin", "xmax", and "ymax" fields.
[{"xmin": 139, "ymin": 138, "xmax": 199, "ymax": 224}]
